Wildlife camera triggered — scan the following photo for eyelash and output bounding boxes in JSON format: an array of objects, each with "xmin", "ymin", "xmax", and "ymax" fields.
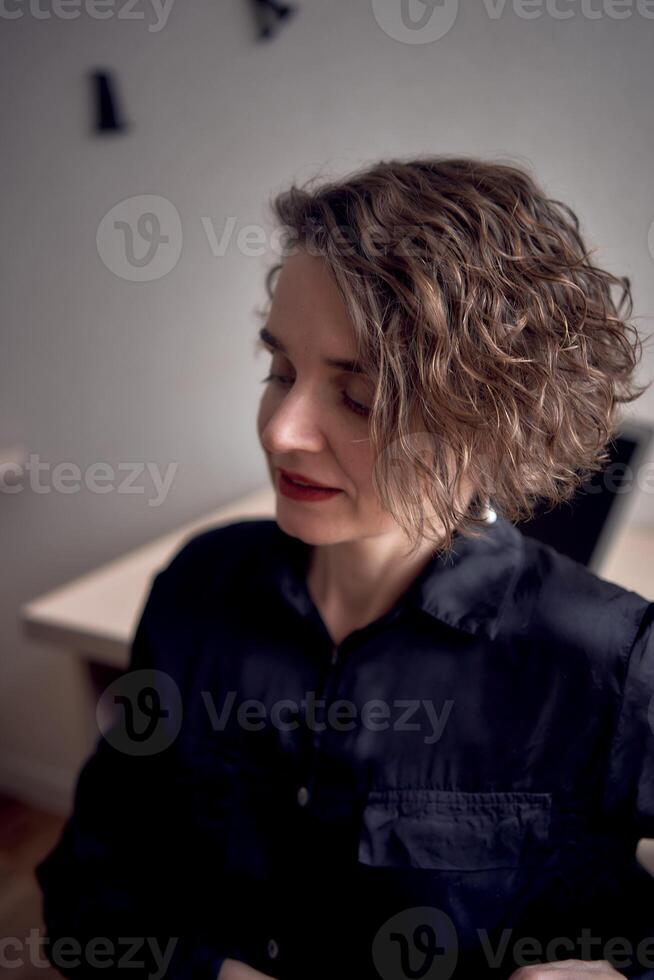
[{"xmin": 260, "ymin": 372, "xmax": 370, "ymax": 418}]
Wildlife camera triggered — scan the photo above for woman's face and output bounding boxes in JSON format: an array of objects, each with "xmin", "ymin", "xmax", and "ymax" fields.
[{"xmin": 256, "ymin": 248, "xmax": 403, "ymax": 546}]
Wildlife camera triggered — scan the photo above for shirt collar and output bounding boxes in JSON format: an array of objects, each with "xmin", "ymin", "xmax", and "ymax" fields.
[{"xmin": 262, "ymin": 510, "xmax": 524, "ymax": 643}]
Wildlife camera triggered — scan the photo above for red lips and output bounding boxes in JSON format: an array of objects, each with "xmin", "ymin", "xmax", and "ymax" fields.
[{"xmin": 279, "ymin": 469, "xmax": 340, "ymax": 490}]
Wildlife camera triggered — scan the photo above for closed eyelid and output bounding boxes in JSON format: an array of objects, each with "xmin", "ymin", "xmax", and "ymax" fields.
[
  {"xmin": 264, "ymin": 354, "xmax": 372, "ymax": 394},
  {"xmin": 259, "ymin": 360, "xmax": 371, "ymax": 417}
]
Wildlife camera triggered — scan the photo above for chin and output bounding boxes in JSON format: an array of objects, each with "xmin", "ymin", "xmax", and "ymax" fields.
[{"xmin": 274, "ymin": 504, "xmax": 352, "ymax": 546}]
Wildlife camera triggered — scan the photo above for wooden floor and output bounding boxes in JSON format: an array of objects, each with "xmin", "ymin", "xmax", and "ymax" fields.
[{"xmin": 0, "ymin": 792, "xmax": 66, "ymax": 978}]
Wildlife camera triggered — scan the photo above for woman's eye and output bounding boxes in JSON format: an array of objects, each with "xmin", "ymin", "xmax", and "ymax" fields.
[
  {"xmin": 260, "ymin": 372, "xmax": 370, "ymax": 419},
  {"xmin": 342, "ymin": 392, "xmax": 370, "ymax": 417},
  {"xmin": 260, "ymin": 371, "xmax": 292, "ymax": 386}
]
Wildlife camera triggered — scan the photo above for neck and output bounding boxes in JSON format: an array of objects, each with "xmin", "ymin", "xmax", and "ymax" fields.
[{"xmin": 306, "ymin": 530, "xmax": 440, "ymax": 636}]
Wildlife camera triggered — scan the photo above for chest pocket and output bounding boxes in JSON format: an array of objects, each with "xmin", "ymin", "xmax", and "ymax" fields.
[{"xmin": 358, "ymin": 789, "xmax": 553, "ymax": 871}]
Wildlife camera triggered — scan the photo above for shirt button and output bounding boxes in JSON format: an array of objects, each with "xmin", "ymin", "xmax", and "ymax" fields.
[
  {"xmin": 267, "ymin": 938, "xmax": 279, "ymax": 960},
  {"xmin": 297, "ymin": 785, "xmax": 310, "ymax": 807}
]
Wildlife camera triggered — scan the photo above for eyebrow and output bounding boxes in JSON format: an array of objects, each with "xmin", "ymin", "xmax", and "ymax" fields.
[{"xmin": 258, "ymin": 326, "xmax": 364, "ymax": 374}]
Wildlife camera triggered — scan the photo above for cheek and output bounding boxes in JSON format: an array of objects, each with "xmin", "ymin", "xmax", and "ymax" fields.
[{"xmin": 336, "ymin": 439, "xmax": 375, "ymax": 492}]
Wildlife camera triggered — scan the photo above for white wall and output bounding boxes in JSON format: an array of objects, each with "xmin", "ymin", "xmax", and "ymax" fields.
[{"xmin": 2, "ymin": 0, "xmax": 654, "ymax": 813}]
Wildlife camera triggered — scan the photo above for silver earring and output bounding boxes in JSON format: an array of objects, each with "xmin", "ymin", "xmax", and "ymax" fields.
[{"xmin": 481, "ymin": 501, "xmax": 497, "ymax": 524}]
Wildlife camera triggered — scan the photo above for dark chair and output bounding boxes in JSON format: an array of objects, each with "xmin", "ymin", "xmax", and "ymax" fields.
[{"xmin": 514, "ymin": 418, "xmax": 654, "ymax": 570}]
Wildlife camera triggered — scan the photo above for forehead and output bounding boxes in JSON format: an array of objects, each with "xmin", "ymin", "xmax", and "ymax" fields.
[{"xmin": 268, "ymin": 249, "xmax": 357, "ymax": 353}]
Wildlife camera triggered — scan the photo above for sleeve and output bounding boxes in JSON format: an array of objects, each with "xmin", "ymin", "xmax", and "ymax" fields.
[
  {"xmin": 33, "ymin": 568, "xmax": 231, "ymax": 980},
  {"xmin": 606, "ymin": 600, "xmax": 654, "ymax": 842},
  {"xmin": 605, "ymin": 600, "xmax": 654, "ymax": 980}
]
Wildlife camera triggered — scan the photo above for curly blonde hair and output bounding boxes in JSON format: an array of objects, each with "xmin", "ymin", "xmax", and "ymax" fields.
[{"xmin": 257, "ymin": 156, "xmax": 652, "ymax": 560}]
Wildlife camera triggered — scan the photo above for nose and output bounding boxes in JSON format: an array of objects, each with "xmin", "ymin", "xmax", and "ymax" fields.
[{"xmin": 259, "ymin": 385, "xmax": 327, "ymax": 457}]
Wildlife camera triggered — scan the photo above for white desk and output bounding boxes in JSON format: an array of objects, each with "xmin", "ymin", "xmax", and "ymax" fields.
[{"xmin": 21, "ymin": 485, "xmax": 276, "ymax": 671}]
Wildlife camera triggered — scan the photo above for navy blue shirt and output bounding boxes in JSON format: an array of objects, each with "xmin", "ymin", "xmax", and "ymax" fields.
[{"xmin": 35, "ymin": 513, "xmax": 654, "ymax": 980}]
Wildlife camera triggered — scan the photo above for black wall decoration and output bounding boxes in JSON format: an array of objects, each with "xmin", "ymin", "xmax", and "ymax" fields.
[
  {"xmin": 91, "ymin": 70, "xmax": 128, "ymax": 134},
  {"xmin": 89, "ymin": 7, "xmax": 296, "ymax": 136},
  {"xmin": 250, "ymin": 0, "xmax": 297, "ymax": 40}
]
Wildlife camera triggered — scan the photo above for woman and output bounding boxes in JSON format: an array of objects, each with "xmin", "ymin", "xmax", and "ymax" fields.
[{"xmin": 36, "ymin": 157, "xmax": 654, "ymax": 980}]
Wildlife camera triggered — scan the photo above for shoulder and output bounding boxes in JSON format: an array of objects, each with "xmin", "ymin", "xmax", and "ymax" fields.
[
  {"xmin": 152, "ymin": 517, "xmax": 279, "ymax": 605},
  {"xmin": 125, "ymin": 519, "xmax": 280, "ymax": 690},
  {"xmin": 163, "ymin": 517, "xmax": 277, "ymax": 573},
  {"xmin": 515, "ymin": 529, "xmax": 652, "ymax": 673}
]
